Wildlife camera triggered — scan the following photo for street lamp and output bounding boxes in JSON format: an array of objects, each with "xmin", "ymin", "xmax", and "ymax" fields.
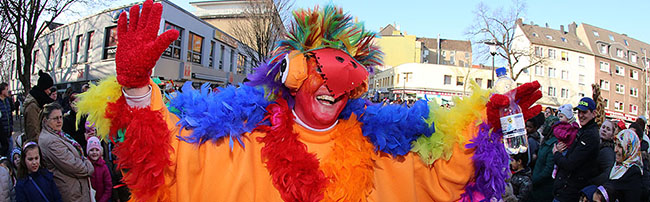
[
  {"xmin": 484, "ymin": 40, "xmax": 502, "ymax": 87},
  {"xmin": 402, "ymin": 72, "xmax": 412, "ymax": 101}
]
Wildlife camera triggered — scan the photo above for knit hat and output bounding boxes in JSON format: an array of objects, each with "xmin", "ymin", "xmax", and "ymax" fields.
[
  {"xmin": 86, "ymin": 136, "xmax": 102, "ymax": 154},
  {"xmin": 10, "ymin": 148, "xmax": 20, "ymax": 162},
  {"xmin": 36, "ymin": 70, "xmax": 54, "ymax": 90},
  {"xmin": 558, "ymin": 104, "xmax": 574, "ymax": 120}
]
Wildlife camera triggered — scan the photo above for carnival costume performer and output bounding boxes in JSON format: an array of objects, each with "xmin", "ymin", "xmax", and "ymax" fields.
[{"xmin": 76, "ymin": 1, "xmax": 543, "ymax": 201}]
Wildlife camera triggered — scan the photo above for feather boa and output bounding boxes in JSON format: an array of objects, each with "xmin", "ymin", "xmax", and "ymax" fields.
[
  {"xmin": 105, "ymin": 96, "xmax": 173, "ymax": 201},
  {"xmin": 75, "ymin": 76, "xmax": 122, "ymax": 139},
  {"xmin": 256, "ymin": 98, "xmax": 327, "ymax": 202},
  {"xmin": 168, "ymin": 82, "xmax": 271, "ymax": 149},
  {"xmin": 339, "ymin": 99, "xmax": 433, "ymax": 156},
  {"xmin": 411, "ymin": 83, "xmax": 490, "ymax": 164},
  {"xmin": 462, "ymin": 122, "xmax": 509, "ymax": 201}
]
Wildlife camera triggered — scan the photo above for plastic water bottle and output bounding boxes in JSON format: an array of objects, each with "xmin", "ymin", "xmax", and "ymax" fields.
[{"xmin": 493, "ymin": 67, "xmax": 528, "ymax": 155}]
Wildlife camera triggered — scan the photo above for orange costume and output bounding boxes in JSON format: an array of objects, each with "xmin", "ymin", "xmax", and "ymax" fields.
[{"xmin": 76, "ymin": 1, "xmax": 542, "ymax": 202}]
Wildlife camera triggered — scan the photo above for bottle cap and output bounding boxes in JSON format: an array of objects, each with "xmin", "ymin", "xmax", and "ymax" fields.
[{"xmin": 496, "ymin": 67, "xmax": 507, "ymax": 77}]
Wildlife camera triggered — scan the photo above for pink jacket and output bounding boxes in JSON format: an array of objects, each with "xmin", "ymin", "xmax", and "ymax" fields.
[
  {"xmin": 553, "ymin": 122, "xmax": 580, "ymax": 147},
  {"xmin": 89, "ymin": 158, "xmax": 112, "ymax": 202}
]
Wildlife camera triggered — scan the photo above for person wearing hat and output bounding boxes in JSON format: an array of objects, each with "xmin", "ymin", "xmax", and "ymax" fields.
[
  {"xmin": 23, "ymin": 70, "xmax": 55, "ymax": 142},
  {"xmin": 87, "ymin": 136, "xmax": 111, "ymax": 202},
  {"xmin": 552, "ymin": 97, "xmax": 601, "ymax": 202}
]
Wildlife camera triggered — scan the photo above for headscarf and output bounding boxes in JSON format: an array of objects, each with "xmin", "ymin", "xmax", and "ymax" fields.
[{"xmin": 609, "ymin": 129, "xmax": 643, "ymax": 179}]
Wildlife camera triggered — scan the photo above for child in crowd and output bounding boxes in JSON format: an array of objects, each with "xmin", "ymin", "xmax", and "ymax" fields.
[
  {"xmin": 0, "ymin": 156, "xmax": 15, "ymax": 201},
  {"xmin": 552, "ymin": 104, "xmax": 580, "ymax": 178},
  {"xmin": 579, "ymin": 185, "xmax": 597, "ymax": 202},
  {"xmin": 10, "ymin": 148, "xmax": 20, "ymax": 176},
  {"xmin": 14, "ymin": 142, "xmax": 62, "ymax": 202},
  {"xmin": 87, "ymin": 136, "xmax": 112, "ymax": 202},
  {"xmin": 509, "ymin": 152, "xmax": 532, "ymax": 201},
  {"xmin": 593, "ymin": 185, "xmax": 616, "ymax": 202}
]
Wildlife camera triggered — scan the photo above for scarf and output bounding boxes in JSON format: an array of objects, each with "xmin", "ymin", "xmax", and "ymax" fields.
[
  {"xmin": 29, "ymin": 87, "xmax": 55, "ymax": 108},
  {"xmin": 44, "ymin": 124, "xmax": 84, "ymax": 157},
  {"xmin": 610, "ymin": 129, "xmax": 643, "ymax": 179}
]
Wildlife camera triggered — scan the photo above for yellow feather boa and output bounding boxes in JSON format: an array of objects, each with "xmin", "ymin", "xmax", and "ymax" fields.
[{"xmin": 75, "ymin": 76, "xmax": 122, "ymax": 140}]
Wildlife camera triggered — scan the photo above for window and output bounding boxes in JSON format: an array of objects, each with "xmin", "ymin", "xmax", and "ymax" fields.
[
  {"xmin": 548, "ymin": 49, "xmax": 556, "ymax": 59},
  {"xmin": 593, "ymin": 31, "xmax": 599, "ymax": 37},
  {"xmin": 631, "ymin": 70, "xmax": 639, "ymax": 80},
  {"xmin": 561, "ymin": 51, "xmax": 568, "ymax": 61},
  {"xmin": 475, "ymin": 78, "xmax": 483, "ymax": 87},
  {"xmin": 561, "ymin": 37, "xmax": 567, "ymax": 42},
  {"xmin": 59, "ymin": 39, "xmax": 70, "ymax": 68},
  {"xmin": 624, "ymin": 40, "xmax": 629, "ymax": 46},
  {"xmin": 450, "ymin": 53, "xmax": 455, "ymax": 65},
  {"xmin": 604, "ymin": 99, "xmax": 609, "ymax": 109},
  {"xmin": 630, "ymin": 104, "xmax": 638, "ymax": 115},
  {"xmin": 579, "ymin": 56, "xmax": 585, "ymax": 66},
  {"xmin": 561, "ymin": 88, "xmax": 569, "ymax": 98},
  {"xmin": 230, "ymin": 49, "xmax": 236, "ymax": 72},
  {"xmin": 85, "ymin": 31, "xmax": 94, "ymax": 62},
  {"xmin": 47, "ymin": 44, "xmax": 55, "ymax": 71},
  {"xmin": 535, "ymin": 47, "xmax": 543, "ymax": 57},
  {"xmin": 600, "ymin": 79, "xmax": 609, "ymax": 90},
  {"xmin": 444, "ymin": 75, "xmax": 452, "ymax": 85},
  {"xmin": 535, "ymin": 65, "xmax": 544, "ymax": 76},
  {"xmin": 441, "ymin": 50, "xmax": 446, "ymax": 57},
  {"xmin": 615, "ymin": 83, "xmax": 625, "ymax": 94},
  {"xmin": 614, "ymin": 101, "xmax": 623, "ymax": 112},
  {"xmin": 219, "ymin": 45, "xmax": 225, "ymax": 69},
  {"xmin": 487, "ymin": 79, "xmax": 493, "ymax": 88},
  {"xmin": 74, "ymin": 35, "xmax": 83, "ymax": 64},
  {"xmin": 579, "ymin": 74, "xmax": 585, "ymax": 85},
  {"xmin": 630, "ymin": 88, "xmax": 638, "ymax": 97},
  {"xmin": 616, "ymin": 48, "xmax": 624, "ymax": 58},
  {"xmin": 187, "ymin": 32, "xmax": 203, "ymax": 64},
  {"xmin": 456, "ymin": 76, "xmax": 464, "ymax": 86},
  {"xmin": 546, "ymin": 35, "xmax": 553, "ymax": 40},
  {"xmin": 548, "ymin": 87, "xmax": 556, "ymax": 97},
  {"xmin": 600, "ymin": 44, "xmax": 608, "ymax": 54},
  {"xmin": 630, "ymin": 53, "xmax": 637, "ymax": 63},
  {"xmin": 615, "ymin": 65, "xmax": 624, "ymax": 76},
  {"xmin": 209, "ymin": 41, "xmax": 215, "ymax": 68},
  {"xmin": 163, "ymin": 22, "xmax": 183, "ymax": 59},
  {"xmin": 237, "ymin": 53, "xmax": 246, "ymax": 74},
  {"xmin": 600, "ymin": 61, "xmax": 610, "ymax": 72},
  {"xmin": 548, "ymin": 67, "xmax": 556, "ymax": 78},
  {"xmin": 103, "ymin": 26, "xmax": 118, "ymax": 59},
  {"xmin": 33, "ymin": 50, "xmax": 39, "ymax": 74},
  {"xmin": 465, "ymin": 52, "xmax": 470, "ymax": 59},
  {"xmin": 609, "ymin": 35, "xmax": 615, "ymax": 41},
  {"xmin": 561, "ymin": 70, "xmax": 569, "ymax": 80}
]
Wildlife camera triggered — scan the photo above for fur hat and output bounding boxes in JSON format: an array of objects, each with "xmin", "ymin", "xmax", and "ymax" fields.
[
  {"xmin": 86, "ymin": 136, "xmax": 102, "ymax": 154},
  {"xmin": 36, "ymin": 70, "xmax": 54, "ymax": 90}
]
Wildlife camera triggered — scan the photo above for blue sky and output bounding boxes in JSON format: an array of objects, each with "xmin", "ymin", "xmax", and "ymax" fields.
[{"xmin": 106, "ymin": 0, "xmax": 650, "ymax": 64}]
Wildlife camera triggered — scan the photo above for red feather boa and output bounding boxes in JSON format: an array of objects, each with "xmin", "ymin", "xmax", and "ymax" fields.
[{"xmin": 105, "ymin": 96, "xmax": 173, "ymax": 201}]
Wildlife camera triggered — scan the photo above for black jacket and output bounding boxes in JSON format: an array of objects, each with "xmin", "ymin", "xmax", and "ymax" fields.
[
  {"xmin": 511, "ymin": 167, "xmax": 533, "ymax": 201},
  {"xmin": 553, "ymin": 119, "xmax": 600, "ymax": 202},
  {"xmin": 593, "ymin": 141, "xmax": 616, "ymax": 185},
  {"xmin": 606, "ymin": 166, "xmax": 643, "ymax": 202}
]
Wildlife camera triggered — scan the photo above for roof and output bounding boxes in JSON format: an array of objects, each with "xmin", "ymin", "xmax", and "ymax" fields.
[
  {"xmin": 518, "ymin": 22, "xmax": 592, "ymax": 55},
  {"xmin": 578, "ymin": 23, "xmax": 650, "ymax": 68},
  {"xmin": 416, "ymin": 37, "xmax": 472, "ymax": 52},
  {"xmin": 46, "ymin": 21, "xmax": 64, "ymax": 30},
  {"xmin": 379, "ymin": 24, "xmax": 397, "ymax": 36}
]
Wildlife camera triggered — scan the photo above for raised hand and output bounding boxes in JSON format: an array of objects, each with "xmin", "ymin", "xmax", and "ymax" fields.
[{"xmin": 116, "ymin": 0, "xmax": 179, "ymax": 88}]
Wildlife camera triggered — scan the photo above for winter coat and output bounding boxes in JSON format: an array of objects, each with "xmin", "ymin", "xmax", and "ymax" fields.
[
  {"xmin": 510, "ymin": 167, "xmax": 533, "ymax": 201},
  {"xmin": 0, "ymin": 166, "xmax": 13, "ymax": 202},
  {"xmin": 38, "ymin": 128, "xmax": 94, "ymax": 202},
  {"xmin": 22, "ymin": 94, "xmax": 41, "ymax": 142},
  {"xmin": 532, "ymin": 136, "xmax": 558, "ymax": 202},
  {"xmin": 527, "ymin": 132, "xmax": 541, "ymax": 170},
  {"xmin": 592, "ymin": 141, "xmax": 616, "ymax": 185},
  {"xmin": 62, "ymin": 110, "xmax": 87, "ymax": 152},
  {"xmin": 90, "ymin": 158, "xmax": 112, "ymax": 202},
  {"xmin": 15, "ymin": 169, "xmax": 62, "ymax": 202},
  {"xmin": 606, "ymin": 166, "xmax": 643, "ymax": 202},
  {"xmin": 553, "ymin": 121, "xmax": 579, "ymax": 148},
  {"xmin": 553, "ymin": 120, "xmax": 600, "ymax": 202}
]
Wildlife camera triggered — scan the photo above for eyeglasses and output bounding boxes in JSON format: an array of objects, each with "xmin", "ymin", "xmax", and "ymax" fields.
[{"xmin": 48, "ymin": 116, "xmax": 63, "ymax": 121}]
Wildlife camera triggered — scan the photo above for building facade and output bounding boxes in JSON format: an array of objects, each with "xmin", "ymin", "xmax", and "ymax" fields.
[
  {"xmin": 576, "ymin": 23, "xmax": 650, "ymax": 122},
  {"xmin": 513, "ymin": 20, "xmax": 596, "ymax": 109},
  {"xmin": 8, "ymin": 0, "xmax": 255, "ymax": 93},
  {"xmin": 417, "ymin": 37, "xmax": 472, "ymax": 67}
]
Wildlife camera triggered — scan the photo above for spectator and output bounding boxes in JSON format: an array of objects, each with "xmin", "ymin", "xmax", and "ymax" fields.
[
  {"xmin": 551, "ymin": 104, "xmax": 580, "ymax": 178},
  {"xmin": 81, "ymin": 83, "xmax": 90, "ymax": 93},
  {"xmin": 509, "ymin": 152, "xmax": 532, "ymax": 201},
  {"xmin": 15, "ymin": 142, "xmax": 62, "ymax": 202},
  {"xmin": 38, "ymin": 103, "xmax": 94, "ymax": 202},
  {"xmin": 62, "ymin": 92, "xmax": 88, "ymax": 152},
  {"xmin": 605, "ymin": 129, "xmax": 643, "ymax": 202},
  {"xmin": 544, "ymin": 107, "xmax": 555, "ymax": 119},
  {"xmin": 23, "ymin": 70, "xmax": 55, "ymax": 142},
  {"xmin": 60, "ymin": 87, "xmax": 74, "ymax": 113},
  {"xmin": 592, "ymin": 119, "xmax": 617, "ymax": 186},
  {"xmin": 87, "ymin": 137, "xmax": 112, "ymax": 202},
  {"xmin": 579, "ymin": 185, "xmax": 597, "ymax": 202},
  {"xmin": 11, "ymin": 148, "xmax": 20, "ymax": 177},
  {"xmin": 540, "ymin": 113, "xmax": 560, "ymax": 141},
  {"xmin": 532, "ymin": 120, "xmax": 559, "ymax": 202},
  {"xmin": 48, "ymin": 87, "xmax": 58, "ymax": 102},
  {"xmin": 0, "ymin": 83, "xmax": 13, "ymax": 157},
  {"xmin": 593, "ymin": 185, "xmax": 616, "ymax": 202},
  {"xmin": 526, "ymin": 113, "xmax": 544, "ymax": 170},
  {"xmin": 552, "ymin": 97, "xmax": 600, "ymax": 202},
  {"xmin": 0, "ymin": 156, "xmax": 15, "ymax": 201}
]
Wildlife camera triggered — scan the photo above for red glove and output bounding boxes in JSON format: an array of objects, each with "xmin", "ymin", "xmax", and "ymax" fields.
[
  {"xmin": 486, "ymin": 81, "xmax": 543, "ymax": 130},
  {"xmin": 116, "ymin": 0, "xmax": 179, "ymax": 88}
]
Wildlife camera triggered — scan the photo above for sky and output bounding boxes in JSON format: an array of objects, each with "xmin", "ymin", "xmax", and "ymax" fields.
[{"xmin": 100, "ymin": 0, "xmax": 650, "ymax": 65}]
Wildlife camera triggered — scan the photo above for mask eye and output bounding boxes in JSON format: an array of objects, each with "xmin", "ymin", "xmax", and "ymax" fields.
[{"xmin": 279, "ymin": 54, "xmax": 290, "ymax": 83}]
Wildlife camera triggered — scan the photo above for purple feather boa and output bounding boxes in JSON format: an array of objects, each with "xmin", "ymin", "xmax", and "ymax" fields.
[
  {"xmin": 462, "ymin": 122, "xmax": 509, "ymax": 201},
  {"xmin": 245, "ymin": 54, "xmax": 295, "ymax": 107}
]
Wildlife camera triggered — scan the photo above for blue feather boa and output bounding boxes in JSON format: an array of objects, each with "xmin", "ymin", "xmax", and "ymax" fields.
[
  {"xmin": 168, "ymin": 82, "xmax": 272, "ymax": 149},
  {"xmin": 340, "ymin": 99, "xmax": 435, "ymax": 157}
]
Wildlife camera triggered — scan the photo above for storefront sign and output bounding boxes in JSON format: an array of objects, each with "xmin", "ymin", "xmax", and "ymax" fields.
[
  {"xmin": 605, "ymin": 109, "xmax": 637, "ymax": 122},
  {"xmin": 214, "ymin": 30, "xmax": 239, "ymax": 49}
]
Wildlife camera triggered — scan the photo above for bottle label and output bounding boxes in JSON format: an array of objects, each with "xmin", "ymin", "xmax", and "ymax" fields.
[{"xmin": 500, "ymin": 113, "xmax": 526, "ymax": 137}]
